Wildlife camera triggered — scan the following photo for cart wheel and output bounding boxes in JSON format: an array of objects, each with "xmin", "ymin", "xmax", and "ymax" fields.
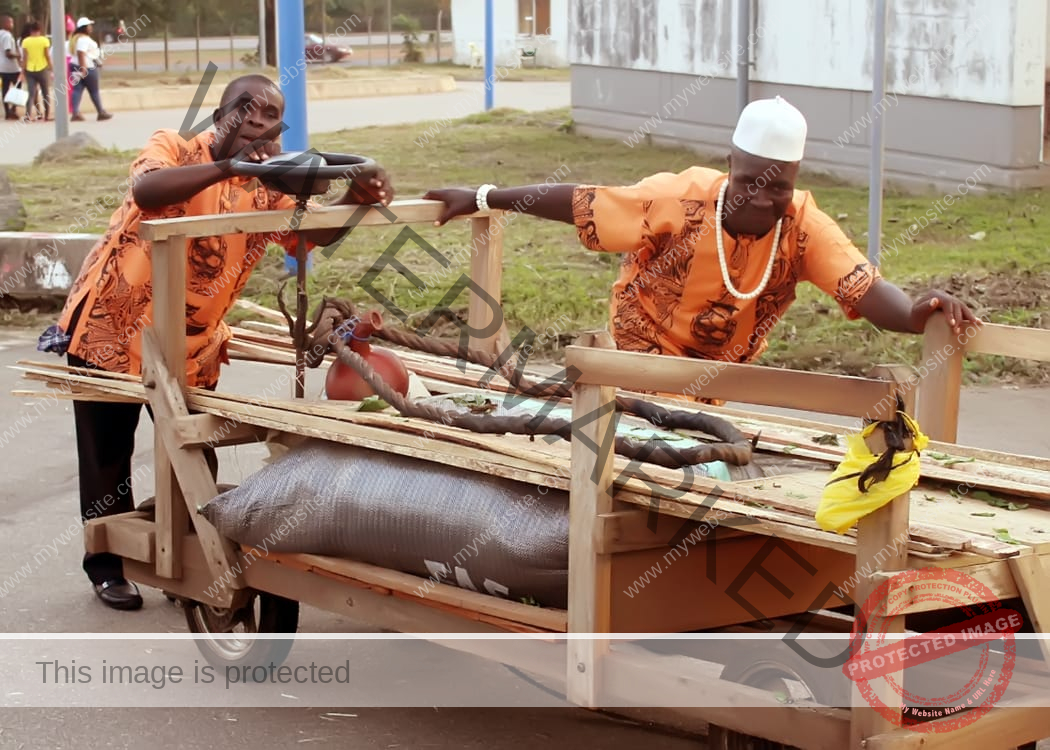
[
  {"xmin": 712, "ymin": 640, "xmax": 846, "ymax": 749},
  {"xmin": 719, "ymin": 639, "xmax": 847, "ymax": 708},
  {"xmin": 706, "ymin": 725, "xmax": 798, "ymax": 750},
  {"xmin": 184, "ymin": 592, "xmax": 299, "ymax": 673}
]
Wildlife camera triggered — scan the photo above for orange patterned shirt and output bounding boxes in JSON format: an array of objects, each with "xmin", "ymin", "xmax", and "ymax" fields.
[
  {"xmin": 58, "ymin": 129, "xmax": 315, "ymax": 388},
  {"xmin": 571, "ymin": 167, "xmax": 881, "ymax": 365}
]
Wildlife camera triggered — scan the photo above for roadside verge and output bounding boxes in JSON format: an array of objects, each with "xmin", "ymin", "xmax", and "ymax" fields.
[{"xmin": 102, "ymin": 74, "xmax": 457, "ymax": 112}]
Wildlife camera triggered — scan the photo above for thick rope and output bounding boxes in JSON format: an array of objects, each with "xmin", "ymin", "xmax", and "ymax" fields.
[
  {"xmin": 329, "ymin": 342, "xmax": 752, "ymax": 469},
  {"xmin": 277, "ymin": 293, "xmax": 753, "ymax": 466}
]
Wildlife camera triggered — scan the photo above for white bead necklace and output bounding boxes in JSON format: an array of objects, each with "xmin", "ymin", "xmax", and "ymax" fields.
[{"xmin": 715, "ymin": 179, "xmax": 782, "ymax": 301}]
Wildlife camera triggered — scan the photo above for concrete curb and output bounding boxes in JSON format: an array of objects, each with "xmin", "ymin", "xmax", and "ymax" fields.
[
  {"xmin": 0, "ymin": 233, "xmax": 99, "ymax": 299},
  {"xmin": 103, "ymin": 74, "xmax": 457, "ymax": 112}
]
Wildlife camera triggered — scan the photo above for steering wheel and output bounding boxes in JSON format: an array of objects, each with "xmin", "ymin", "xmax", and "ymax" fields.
[{"xmin": 227, "ymin": 151, "xmax": 379, "ymax": 197}]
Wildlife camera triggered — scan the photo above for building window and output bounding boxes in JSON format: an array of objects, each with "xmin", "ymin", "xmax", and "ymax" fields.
[{"xmin": 518, "ymin": 0, "xmax": 551, "ymax": 36}]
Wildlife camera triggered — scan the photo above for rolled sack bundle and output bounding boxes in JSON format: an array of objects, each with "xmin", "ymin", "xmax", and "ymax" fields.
[{"xmin": 201, "ymin": 440, "xmax": 570, "ymax": 608}]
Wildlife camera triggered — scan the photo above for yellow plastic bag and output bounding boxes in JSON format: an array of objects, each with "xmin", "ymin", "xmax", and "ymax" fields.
[{"xmin": 815, "ymin": 413, "xmax": 929, "ymax": 534}]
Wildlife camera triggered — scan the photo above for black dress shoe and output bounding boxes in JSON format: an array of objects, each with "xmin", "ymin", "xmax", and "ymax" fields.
[{"xmin": 92, "ymin": 579, "xmax": 143, "ymax": 611}]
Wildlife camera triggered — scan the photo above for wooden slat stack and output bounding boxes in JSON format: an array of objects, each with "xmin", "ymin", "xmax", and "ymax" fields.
[{"xmin": 12, "ymin": 304, "xmax": 1050, "ymax": 568}]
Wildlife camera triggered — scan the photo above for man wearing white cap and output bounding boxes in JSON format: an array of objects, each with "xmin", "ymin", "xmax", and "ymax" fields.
[{"xmin": 423, "ymin": 96, "xmax": 980, "ymax": 395}]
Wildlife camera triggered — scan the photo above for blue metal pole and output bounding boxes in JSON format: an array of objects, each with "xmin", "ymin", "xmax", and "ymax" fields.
[
  {"xmin": 276, "ymin": 0, "xmax": 308, "ymax": 152},
  {"xmin": 484, "ymin": 0, "xmax": 494, "ymax": 110}
]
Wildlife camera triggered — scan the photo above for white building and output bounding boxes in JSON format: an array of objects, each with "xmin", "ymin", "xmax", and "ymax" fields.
[
  {"xmin": 452, "ymin": 0, "xmax": 570, "ymax": 68},
  {"xmin": 568, "ymin": 0, "xmax": 1050, "ymax": 191}
]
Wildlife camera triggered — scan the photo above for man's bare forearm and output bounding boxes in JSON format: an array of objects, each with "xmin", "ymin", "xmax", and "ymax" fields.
[
  {"xmin": 133, "ymin": 163, "xmax": 233, "ymax": 210},
  {"xmin": 486, "ymin": 184, "xmax": 578, "ymax": 224}
]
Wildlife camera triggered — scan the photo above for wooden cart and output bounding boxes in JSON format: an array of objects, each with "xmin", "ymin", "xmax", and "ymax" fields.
[{"xmin": 17, "ymin": 200, "xmax": 1050, "ymax": 749}]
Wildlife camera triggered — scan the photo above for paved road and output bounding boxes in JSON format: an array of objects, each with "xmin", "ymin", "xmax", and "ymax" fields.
[{"xmin": 0, "ymin": 81, "xmax": 571, "ymax": 167}]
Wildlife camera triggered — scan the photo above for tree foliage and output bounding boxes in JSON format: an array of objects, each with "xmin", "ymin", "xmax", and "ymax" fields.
[{"xmin": 1, "ymin": 0, "xmax": 448, "ymax": 38}]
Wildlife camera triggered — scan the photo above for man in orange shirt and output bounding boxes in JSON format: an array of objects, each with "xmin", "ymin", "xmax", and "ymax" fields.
[
  {"xmin": 424, "ymin": 96, "xmax": 980, "ymax": 390},
  {"xmin": 39, "ymin": 74, "xmax": 393, "ymax": 610}
]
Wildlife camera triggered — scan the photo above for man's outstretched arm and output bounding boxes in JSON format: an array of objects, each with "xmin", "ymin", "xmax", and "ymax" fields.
[
  {"xmin": 853, "ymin": 278, "xmax": 983, "ymax": 336},
  {"xmin": 422, "ymin": 185, "xmax": 579, "ymax": 226}
]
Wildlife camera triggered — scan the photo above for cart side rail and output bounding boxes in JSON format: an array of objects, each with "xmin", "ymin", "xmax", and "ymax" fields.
[
  {"xmin": 139, "ymin": 199, "xmax": 492, "ymax": 241},
  {"xmin": 564, "ymin": 344, "xmax": 905, "ymax": 421},
  {"xmin": 918, "ymin": 316, "xmax": 1050, "ymax": 443},
  {"xmin": 563, "ymin": 344, "xmax": 915, "ymax": 742}
]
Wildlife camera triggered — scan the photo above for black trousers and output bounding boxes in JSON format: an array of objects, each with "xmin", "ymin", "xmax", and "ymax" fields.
[
  {"xmin": 68, "ymin": 352, "xmax": 219, "ymax": 584},
  {"xmin": 1, "ymin": 72, "xmax": 21, "ymax": 119}
]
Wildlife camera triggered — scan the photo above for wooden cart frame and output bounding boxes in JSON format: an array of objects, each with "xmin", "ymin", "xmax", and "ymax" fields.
[{"xmin": 74, "ymin": 200, "xmax": 1050, "ymax": 750}]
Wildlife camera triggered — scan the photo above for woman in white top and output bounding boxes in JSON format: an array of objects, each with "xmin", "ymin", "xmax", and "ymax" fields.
[{"xmin": 68, "ymin": 17, "xmax": 111, "ymax": 121}]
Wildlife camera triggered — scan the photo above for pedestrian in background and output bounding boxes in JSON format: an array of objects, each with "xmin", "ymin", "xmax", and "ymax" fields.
[
  {"xmin": 0, "ymin": 15, "xmax": 23, "ymax": 120},
  {"xmin": 65, "ymin": 17, "xmax": 75, "ymax": 115},
  {"xmin": 68, "ymin": 17, "xmax": 111, "ymax": 122},
  {"xmin": 20, "ymin": 22, "xmax": 51, "ymax": 121}
]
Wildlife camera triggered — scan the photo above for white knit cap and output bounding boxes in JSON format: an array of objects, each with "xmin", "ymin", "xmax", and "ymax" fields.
[{"xmin": 732, "ymin": 96, "xmax": 808, "ymax": 162}]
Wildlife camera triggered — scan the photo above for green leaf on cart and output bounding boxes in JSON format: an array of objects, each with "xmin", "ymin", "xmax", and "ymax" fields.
[
  {"xmin": 973, "ymin": 491, "xmax": 1029, "ymax": 511},
  {"xmin": 357, "ymin": 396, "xmax": 390, "ymax": 412},
  {"xmin": 993, "ymin": 528, "xmax": 1021, "ymax": 545}
]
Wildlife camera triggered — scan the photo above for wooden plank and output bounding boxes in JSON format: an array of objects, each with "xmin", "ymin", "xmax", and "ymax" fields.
[
  {"xmin": 175, "ymin": 414, "xmax": 269, "ymax": 448},
  {"xmin": 963, "ymin": 322, "xmax": 1050, "ymax": 363},
  {"xmin": 232, "ymin": 302, "xmax": 289, "ymax": 325},
  {"xmin": 9, "ymin": 388, "xmax": 141, "ymax": 403},
  {"xmin": 917, "ymin": 315, "xmax": 964, "ymax": 443},
  {"xmin": 150, "ymin": 235, "xmax": 190, "ymax": 581},
  {"xmin": 566, "ymin": 380, "xmax": 617, "ymax": 707},
  {"xmin": 140, "ymin": 199, "xmax": 493, "ymax": 241},
  {"xmin": 595, "ymin": 509, "xmax": 750, "ymax": 554},
  {"xmin": 701, "ymin": 396, "xmax": 1050, "ymax": 473},
  {"xmin": 141, "ymin": 329, "xmax": 246, "ymax": 600},
  {"xmin": 871, "ymin": 559, "xmax": 1019, "ymax": 614},
  {"xmin": 564, "ymin": 346, "xmax": 899, "ymax": 419},
  {"xmin": 1007, "ymin": 554, "xmax": 1050, "ymax": 666},
  {"xmin": 243, "ymin": 556, "xmax": 519, "ymax": 635},
  {"xmin": 850, "ymin": 487, "xmax": 910, "ymax": 748},
  {"xmin": 265, "ymin": 552, "xmax": 565, "ymax": 632},
  {"xmin": 866, "ymin": 364, "xmax": 917, "ymax": 418},
  {"xmin": 17, "ymin": 358, "xmax": 1049, "ymax": 559},
  {"xmin": 468, "ymin": 214, "xmax": 512, "ymax": 355},
  {"xmin": 83, "ymin": 519, "xmax": 107, "ymax": 556},
  {"xmin": 84, "ymin": 514, "xmax": 156, "ymax": 563},
  {"xmin": 603, "ymin": 646, "xmax": 851, "ymax": 750},
  {"xmin": 863, "ymin": 702, "xmax": 1050, "ymax": 750}
]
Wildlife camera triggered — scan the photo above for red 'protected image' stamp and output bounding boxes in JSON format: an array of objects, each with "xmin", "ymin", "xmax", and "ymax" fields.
[{"xmin": 843, "ymin": 567, "xmax": 1020, "ymax": 732}]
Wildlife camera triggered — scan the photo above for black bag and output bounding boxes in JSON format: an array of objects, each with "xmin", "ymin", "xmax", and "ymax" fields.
[{"xmin": 201, "ymin": 440, "xmax": 570, "ymax": 608}]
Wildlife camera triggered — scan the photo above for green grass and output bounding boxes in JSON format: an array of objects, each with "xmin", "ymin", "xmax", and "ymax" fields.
[{"xmin": 6, "ymin": 107, "xmax": 1048, "ymax": 384}]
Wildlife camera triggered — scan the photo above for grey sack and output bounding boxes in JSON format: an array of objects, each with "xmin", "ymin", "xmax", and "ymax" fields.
[{"xmin": 201, "ymin": 439, "xmax": 570, "ymax": 608}]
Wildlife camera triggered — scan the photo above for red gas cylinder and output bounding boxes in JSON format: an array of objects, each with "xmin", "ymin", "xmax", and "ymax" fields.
[{"xmin": 325, "ymin": 311, "xmax": 410, "ymax": 401}]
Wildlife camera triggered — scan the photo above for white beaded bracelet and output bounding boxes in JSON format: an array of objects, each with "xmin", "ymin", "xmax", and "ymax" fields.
[{"xmin": 475, "ymin": 184, "xmax": 497, "ymax": 212}]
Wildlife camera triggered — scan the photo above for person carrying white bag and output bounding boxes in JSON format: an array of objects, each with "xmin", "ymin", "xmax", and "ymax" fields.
[{"xmin": 0, "ymin": 15, "xmax": 24, "ymax": 120}]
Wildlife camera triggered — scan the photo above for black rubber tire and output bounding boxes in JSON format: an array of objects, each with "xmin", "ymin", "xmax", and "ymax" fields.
[
  {"xmin": 184, "ymin": 592, "xmax": 300, "ymax": 675},
  {"xmin": 718, "ymin": 639, "xmax": 850, "ymax": 708}
]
